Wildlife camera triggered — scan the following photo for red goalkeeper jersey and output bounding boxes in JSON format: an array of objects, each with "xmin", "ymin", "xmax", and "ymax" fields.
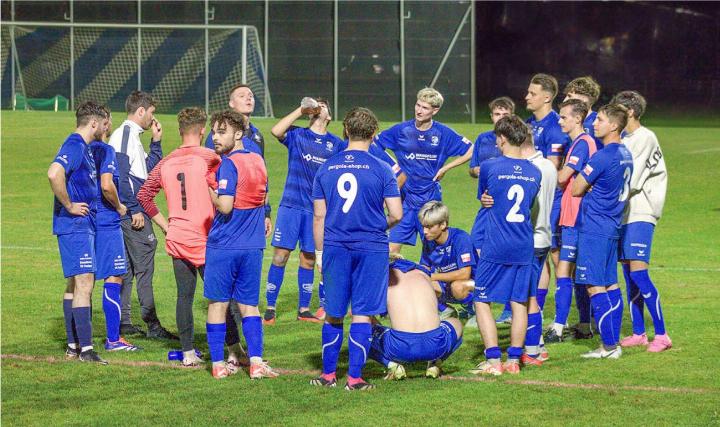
[{"xmin": 138, "ymin": 144, "xmax": 220, "ymax": 266}]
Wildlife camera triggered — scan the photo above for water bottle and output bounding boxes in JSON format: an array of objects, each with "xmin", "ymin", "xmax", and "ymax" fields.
[{"xmin": 168, "ymin": 349, "xmax": 202, "ymax": 361}]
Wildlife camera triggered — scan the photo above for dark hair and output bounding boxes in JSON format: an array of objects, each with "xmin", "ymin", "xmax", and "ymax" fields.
[
  {"xmin": 559, "ymin": 98, "xmax": 589, "ymax": 122},
  {"xmin": 494, "ymin": 115, "xmax": 529, "ymax": 147},
  {"xmin": 76, "ymin": 101, "xmax": 108, "ymax": 127},
  {"xmin": 343, "ymin": 107, "xmax": 378, "ymax": 140},
  {"xmin": 125, "ymin": 90, "xmax": 156, "ymax": 115},
  {"xmin": 315, "ymin": 97, "xmax": 331, "ymax": 117},
  {"xmin": 611, "ymin": 90, "xmax": 647, "ymax": 120},
  {"xmin": 563, "ymin": 76, "xmax": 601, "ymax": 104},
  {"xmin": 530, "ymin": 73, "xmax": 559, "ymax": 100},
  {"xmin": 598, "ymin": 103, "xmax": 629, "ymax": 132},
  {"xmin": 210, "ymin": 110, "xmax": 247, "ymax": 134},
  {"xmin": 228, "ymin": 84, "xmax": 253, "ymax": 98},
  {"xmin": 177, "ymin": 107, "xmax": 207, "ymax": 135},
  {"xmin": 488, "ymin": 96, "xmax": 515, "ymax": 114}
]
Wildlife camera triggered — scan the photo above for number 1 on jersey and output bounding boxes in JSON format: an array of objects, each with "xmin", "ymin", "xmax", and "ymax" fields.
[
  {"xmin": 337, "ymin": 172, "xmax": 358, "ymax": 213},
  {"xmin": 176, "ymin": 172, "xmax": 187, "ymax": 210}
]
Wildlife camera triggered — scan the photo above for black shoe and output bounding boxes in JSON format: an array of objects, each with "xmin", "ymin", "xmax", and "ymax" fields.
[
  {"xmin": 64, "ymin": 345, "xmax": 80, "ymax": 360},
  {"xmin": 120, "ymin": 324, "xmax": 146, "ymax": 336},
  {"xmin": 263, "ymin": 308, "xmax": 276, "ymax": 325},
  {"xmin": 146, "ymin": 325, "xmax": 179, "ymax": 340},
  {"xmin": 310, "ymin": 375, "xmax": 337, "ymax": 387},
  {"xmin": 543, "ymin": 328, "xmax": 564, "ymax": 343},
  {"xmin": 571, "ymin": 326, "xmax": 594, "ymax": 340},
  {"xmin": 297, "ymin": 310, "xmax": 322, "ymax": 324},
  {"xmin": 344, "ymin": 379, "xmax": 375, "ymax": 391},
  {"xmin": 79, "ymin": 349, "xmax": 108, "ymax": 365}
]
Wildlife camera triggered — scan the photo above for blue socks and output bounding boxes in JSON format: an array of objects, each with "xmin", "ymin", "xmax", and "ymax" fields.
[
  {"xmin": 507, "ymin": 346, "xmax": 523, "ymax": 361},
  {"xmin": 525, "ymin": 312, "xmax": 542, "ymax": 356},
  {"xmin": 102, "ymin": 283, "xmax": 121, "ymax": 342},
  {"xmin": 590, "ymin": 292, "xmax": 616, "ymax": 348},
  {"xmin": 624, "ymin": 264, "xmax": 646, "ymax": 335},
  {"xmin": 298, "ymin": 267, "xmax": 314, "ymax": 309},
  {"xmin": 575, "ymin": 285, "xmax": 592, "ymax": 324},
  {"xmin": 348, "ymin": 323, "xmax": 372, "ymax": 379},
  {"xmin": 72, "ymin": 306, "xmax": 93, "ymax": 349},
  {"xmin": 536, "ymin": 288, "xmax": 548, "ymax": 311},
  {"xmin": 318, "ymin": 281, "xmax": 325, "ymax": 308},
  {"xmin": 206, "ymin": 322, "xmax": 226, "ymax": 363},
  {"xmin": 607, "ymin": 288, "xmax": 623, "ymax": 344},
  {"xmin": 484, "ymin": 346, "xmax": 502, "ymax": 363},
  {"xmin": 630, "ymin": 269, "xmax": 666, "ymax": 335},
  {"xmin": 322, "ymin": 323, "xmax": 344, "ymax": 374},
  {"xmin": 241, "ymin": 316, "xmax": 263, "ymax": 360},
  {"xmin": 265, "ymin": 264, "xmax": 285, "ymax": 307},
  {"xmin": 63, "ymin": 299, "xmax": 78, "ymax": 346},
  {"xmin": 554, "ymin": 277, "xmax": 573, "ymax": 325}
]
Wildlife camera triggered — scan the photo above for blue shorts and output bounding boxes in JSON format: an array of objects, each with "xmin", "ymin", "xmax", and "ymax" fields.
[
  {"xmin": 204, "ymin": 247, "xmax": 263, "ymax": 304},
  {"xmin": 530, "ymin": 247, "xmax": 550, "ymax": 297},
  {"xmin": 57, "ymin": 233, "xmax": 95, "ymax": 278},
  {"xmin": 389, "ymin": 206, "xmax": 421, "ymax": 246},
  {"xmin": 323, "ymin": 245, "xmax": 388, "ymax": 318},
  {"xmin": 575, "ymin": 233, "xmax": 619, "ymax": 287},
  {"xmin": 369, "ymin": 321, "xmax": 462, "ymax": 364},
  {"xmin": 559, "ymin": 226, "xmax": 578, "ymax": 263},
  {"xmin": 271, "ymin": 205, "xmax": 314, "ymax": 253},
  {"xmin": 550, "ymin": 198, "xmax": 561, "ymax": 249},
  {"xmin": 473, "ymin": 259, "xmax": 534, "ymax": 304},
  {"xmin": 620, "ymin": 222, "xmax": 655, "ymax": 263},
  {"xmin": 95, "ymin": 227, "xmax": 127, "ymax": 280}
]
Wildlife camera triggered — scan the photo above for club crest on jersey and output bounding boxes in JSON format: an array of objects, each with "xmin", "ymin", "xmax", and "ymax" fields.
[
  {"xmin": 326, "ymin": 141, "xmax": 334, "ymax": 150},
  {"xmin": 344, "ymin": 154, "xmax": 354, "ymax": 162},
  {"xmin": 431, "ymin": 135, "xmax": 439, "ymax": 146}
]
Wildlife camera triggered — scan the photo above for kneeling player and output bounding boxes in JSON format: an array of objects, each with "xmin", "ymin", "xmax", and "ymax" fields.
[
  {"xmin": 204, "ymin": 111, "xmax": 278, "ymax": 379},
  {"xmin": 418, "ymin": 201, "xmax": 476, "ymax": 319},
  {"xmin": 369, "ymin": 257, "xmax": 463, "ymax": 379}
]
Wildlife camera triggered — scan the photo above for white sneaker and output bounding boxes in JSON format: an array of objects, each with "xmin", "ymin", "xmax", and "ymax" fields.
[
  {"xmin": 425, "ymin": 361, "xmax": 442, "ymax": 379},
  {"xmin": 581, "ymin": 346, "xmax": 621, "ymax": 359},
  {"xmin": 439, "ymin": 306, "xmax": 458, "ymax": 321},
  {"xmin": 384, "ymin": 361, "xmax": 406, "ymax": 380}
]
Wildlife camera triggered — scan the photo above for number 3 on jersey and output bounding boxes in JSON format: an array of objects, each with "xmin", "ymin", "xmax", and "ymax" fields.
[
  {"xmin": 619, "ymin": 167, "xmax": 631, "ymax": 202},
  {"xmin": 505, "ymin": 184, "xmax": 525, "ymax": 223},
  {"xmin": 337, "ymin": 172, "xmax": 358, "ymax": 213}
]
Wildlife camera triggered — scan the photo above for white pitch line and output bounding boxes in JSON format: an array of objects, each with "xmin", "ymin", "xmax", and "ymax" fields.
[{"xmin": 688, "ymin": 147, "xmax": 720, "ymax": 154}]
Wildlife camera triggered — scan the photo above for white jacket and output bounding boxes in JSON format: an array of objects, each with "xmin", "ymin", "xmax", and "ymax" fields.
[
  {"xmin": 622, "ymin": 126, "xmax": 667, "ymax": 225},
  {"xmin": 528, "ymin": 151, "xmax": 558, "ymax": 249}
]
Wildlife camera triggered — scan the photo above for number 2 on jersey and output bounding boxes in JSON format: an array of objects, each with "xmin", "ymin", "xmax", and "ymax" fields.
[
  {"xmin": 337, "ymin": 172, "xmax": 358, "ymax": 213},
  {"xmin": 505, "ymin": 184, "xmax": 525, "ymax": 223}
]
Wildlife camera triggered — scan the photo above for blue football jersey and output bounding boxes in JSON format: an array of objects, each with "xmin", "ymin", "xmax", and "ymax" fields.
[
  {"xmin": 420, "ymin": 227, "xmax": 476, "ymax": 274},
  {"xmin": 527, "ymin": 111, "xmax": 571, "ymax": 158},
  {"xmin": 279, "ymin": 126, "xmax": 346, "ymax": 213},
  {"xmin": 52, "ymin": 133, "xmax": 97, "ymax": 235},
  {"xmin": 469, "ymin": 130, "xmax": 500, "ymax": 169},
  {"xmin": 374, "ymin": 120, "xmax": 471, "ymax": 208},
  {"xmin": 577, "ymin": 143, "xmax": 634, "ymax": 238},
  {"xmin": 312, "ymin": 149, "xmax": 400, "ymax": 251},
  {"xmin": 584, "ymin": 111, "xmax": 603, "ymax": 151},
  {"xmin": 89, "ymin": 141, "xmax": 122, "ymax": 230},
  {"xmin": 475, "ymin": 156, "xmax": 542, "ymax": 264},
  {"xmin": 368, "ymin": 142, "xmax": 402, "ymax": 177}
]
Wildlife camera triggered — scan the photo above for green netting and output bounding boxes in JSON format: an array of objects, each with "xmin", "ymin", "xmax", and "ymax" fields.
[{"xmin": 13, "ymin": 94, "xmax": 69, "ymax": 111}]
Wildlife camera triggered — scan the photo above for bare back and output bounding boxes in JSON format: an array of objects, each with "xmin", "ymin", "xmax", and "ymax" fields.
[{"xmin": 386, "ymin": 268, "xmax": 440, "ymax": 333}]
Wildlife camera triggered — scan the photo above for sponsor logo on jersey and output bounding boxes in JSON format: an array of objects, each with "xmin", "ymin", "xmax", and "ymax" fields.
[
  {"xmin": 551, "ymin": 143, "xmax": 563, "ymax": 153},
  {"xmin": 583, "ymin": 165, "xmax": 594, "ymax": 175},
  {"xmin": 344, "ymin": 154, "xmax": 354, "ymax": 162},
  {"xmin": 461, "ymin": 253, "xmax": 471, "ymax": 263},
  {"xmin": 514, "ymin": 165, "xmax": 522, "ymax": 172},
  {"xmin": 404, "ymin": 153, "xmax": 437, "ymax": 161},
  {"xmin": 56, "ymin": 155, "xmax": 69, "ymax": 164},
  {"xmin": 568, "ymin": 155, "xmax": 579, "ymax": 165},
  {"xmin": 219, "ymin": 179, "xmax": 228, "ymax": 190}
]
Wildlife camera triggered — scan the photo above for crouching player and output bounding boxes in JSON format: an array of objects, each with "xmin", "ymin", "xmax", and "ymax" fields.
[
  {"xmin": 418, "ymin": 201, "xmax": 476, "ymax": 320},
  {"xmin": 369, "ymin": 257, "xmax": 463, "ymax": 380},
  {"xmin": 203, "ymin": 110, "xmax": 278, "ymax": 379},
  {"xmin": 90, "ymin": 107, "xmax": 140, "ymax": 352},
  {"xmin": 470, "ymin": 115, "xmax": 541, "ymax": 376},
  {"xmin": 572, "ymin": 104, "xmax": 634, "ymax": 359}
]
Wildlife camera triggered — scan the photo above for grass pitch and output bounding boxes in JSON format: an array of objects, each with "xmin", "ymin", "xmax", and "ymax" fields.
[{"xmin": 2, "ymin": 111, "xmax": 719, "ymax": 426}]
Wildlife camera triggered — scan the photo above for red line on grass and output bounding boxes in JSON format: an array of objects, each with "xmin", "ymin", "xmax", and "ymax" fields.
[{"xmin": 2, "ymin": 354, "xmax": 714, "ymax": 394}]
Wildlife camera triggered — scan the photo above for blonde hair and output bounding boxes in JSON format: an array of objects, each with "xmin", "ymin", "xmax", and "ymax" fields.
[
  {"xmin": 417, "ymin": 87, "xmax": 444, "ymax": 108},
  {"xmin": 418, "ymin": 201, "xmax": 449, "ymax": 227}
]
